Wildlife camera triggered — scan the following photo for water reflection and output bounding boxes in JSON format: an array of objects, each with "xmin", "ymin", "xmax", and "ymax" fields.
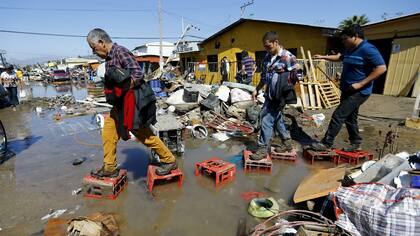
[{"xmin": 30, "ymin": 81, "xmax": 87, "ymax": 100}]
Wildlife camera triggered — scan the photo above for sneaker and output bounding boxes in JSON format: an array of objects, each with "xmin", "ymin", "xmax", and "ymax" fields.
[
  {"xmin": 283, "ymin": 139, "xmax": 293, "ymax": 151},
  {"xmin": 310, "ymin": 142, "xmax": 332, "ymax": 151},
  {"xmin": 342, "ymin": 144, "xmax": 362, "ymax": 152},
  {"xmin": 91, "ymin": 166, "xmax": 119, "ymax": 178},
  {"xmin": 155, "ymin": 162, "xmax": 178, "ymax": 176},
  {"xmin": 250, "ymin": 148, "xmax": 267, "ymax": 161}
]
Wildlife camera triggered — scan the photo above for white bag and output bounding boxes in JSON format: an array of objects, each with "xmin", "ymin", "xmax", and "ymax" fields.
[{"xmin": 19, "ymin": 89, "xmax": 27, "ymax": 99}]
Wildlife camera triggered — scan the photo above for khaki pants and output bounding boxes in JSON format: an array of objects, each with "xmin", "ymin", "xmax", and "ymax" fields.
[{"xmin": 102, "ymin": 113, "xmax": 175, "ymax": 172}]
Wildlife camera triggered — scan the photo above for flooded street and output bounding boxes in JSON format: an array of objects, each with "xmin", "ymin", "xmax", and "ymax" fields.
[
  {"xmin": 0, "ymin": 82, "xmax": 315, "ymax": 235},
  {"xmin": 26, "ymin": 81, "xmax": 88, "ymax": 100},
  {"xmin": 0, "ymin": 83, "xmax": 419, "ymax": 235}
]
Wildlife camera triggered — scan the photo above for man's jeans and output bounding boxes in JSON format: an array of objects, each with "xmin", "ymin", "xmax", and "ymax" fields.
[
  {"xmin": 6, "ymin": 87, "xmax": 19, "ymax": 106},
  {"xmin": 258, "ymin": 100, "xmax": 291, "ymax": 147},
  {"xmin": 322, "ymin": 91, "xmax": 369, "ymax": 146}
]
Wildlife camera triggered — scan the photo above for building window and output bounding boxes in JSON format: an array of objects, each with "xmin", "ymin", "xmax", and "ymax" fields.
[
  {"xmin": 207, "ymin": 55, "xmax": 218, "ymax": 72},
  {"xmin": 255, "ymin": 51, "xmax": 267, "ymax": 73}
]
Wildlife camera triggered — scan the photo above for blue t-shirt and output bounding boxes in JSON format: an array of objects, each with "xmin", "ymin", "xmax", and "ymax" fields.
[{"xmin": 340, "ymin": 40, "xmax": 385, "ymax": 95}]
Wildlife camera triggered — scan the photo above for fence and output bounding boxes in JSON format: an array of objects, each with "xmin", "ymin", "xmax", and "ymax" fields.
[{"xmin": 186, "ymin": 59, "xmax": 343, "ymax": 85}]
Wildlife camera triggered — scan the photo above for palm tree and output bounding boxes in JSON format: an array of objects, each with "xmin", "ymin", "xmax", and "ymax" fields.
[{"xmin": 338, "ymin": 15, "xmax": 369, "ymax": 29}]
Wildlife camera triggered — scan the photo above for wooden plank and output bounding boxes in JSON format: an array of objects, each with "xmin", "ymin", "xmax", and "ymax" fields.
[
  {"xmin": 294, "ymin": 166, "xmax": 346, "ymax": 203},
  {"xmin": 301, "ymin": 47, "xmax": 316, "ymax": 109},
  {"xmin": 299, "ymin": 81, "xmax": 308, "ymax": 109},
  {"xmin": 308, "ymin": 50, "xmax": 322, "ymax": 108},
  {"xmin": 300, "ymin": 47, "xmax": 312, "ymax": 81}
]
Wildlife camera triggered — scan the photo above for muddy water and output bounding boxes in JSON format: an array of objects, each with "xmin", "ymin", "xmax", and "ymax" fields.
[
  {"xmin": 0, "ymin": 91, "xmax": 418, "ymax": 235},
  {"xmin": 0, "ymin": 103, "xmax": 322, "ymax": 236},
  {"xmin": 26, "ymin": 81, "xmax": 88, "ymax": 100}
]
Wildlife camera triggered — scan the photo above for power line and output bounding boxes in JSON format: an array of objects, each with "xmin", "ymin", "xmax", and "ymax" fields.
[
  {"xmin": 0, "ymin": 6, "xmax": 154, "ymax": 12},
  {"xmin": 0, "ymin": 29, "xmax": 205, "ymax": 40},
  {"xmin": 162, "ymin": 9, "xmax": 218, "ymax": 29}
]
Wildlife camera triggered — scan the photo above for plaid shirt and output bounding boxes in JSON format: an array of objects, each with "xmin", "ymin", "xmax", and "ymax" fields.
[
  {"xmin": 261, "ymin": 48, "xmax": 298, "ymax": 85},
  {"xmin": 106, "ymin": 43, "xmax": 144, "ymax": 87},
  {"xmin": 261, "ymin": 48, "xmax": 298, "ymax": 100}
]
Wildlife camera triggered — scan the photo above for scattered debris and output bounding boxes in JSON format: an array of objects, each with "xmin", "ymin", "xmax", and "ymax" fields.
[
  {"xmin": 211, "ymin": 132, "xmax": 230, "ymax": 142},
  {"xmin": 191, "ymin": 124, "xmax": 208, "ymax": 139},
  {"xmin": 248, "ymin": 197, "xmax": 280, "ymax": 218},
  {"xmin": 72, "ymin": 157, "xmax": 87, "ymax": 166},
  {"xmin": 311, "ymin": 113, "xmax": 325, "ymax": 127},
  {"xmin": 41, "ymin": 209, "xmax": 67, "ymax": 221},
  {"xmin": 67, "ymin": 212, "xmax": 119, "ymax": 236},
  {"xmin": 72, "ymin": 188, "xmax": 82, "ymax": 196}
]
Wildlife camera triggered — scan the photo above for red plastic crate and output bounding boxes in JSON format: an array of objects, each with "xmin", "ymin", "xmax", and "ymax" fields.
[
  {"xmin": 195, "ymin": 158, "xmax": 236, "ymax": 187},
  {"xmin": 147, "ymin": 165, "xmax": 184, "ymax": 192},
  {"xmin": 303, "ymin": 149, "xmax": 339, "ymax": 165},
  {"xmin": 334, "ymin": 149, "xmax": 374, "ymax": 165},
  {"xmin": 270, "ymin": 147, "xmax": 298, "ymax": 162},
  {"xmin": 243, "ymin": 150, "xmax": 272, "ymax": 172},
  {"xmin": 83, "ymin": 169, "xmax": 128, "ymax": 200}
]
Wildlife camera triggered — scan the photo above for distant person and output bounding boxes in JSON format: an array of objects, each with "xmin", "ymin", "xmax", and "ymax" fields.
[
  {"xmin": 0, "ymin": 65, "xmax": 19, "ymax": 108},
  {"xmin": 220, "ymin": 56, "xmax": 230, "ymax": 84},
  {"xmin": 239, "ymin": 50, "xmax": 256, "ymax": 85},
  {"xmin": 312, "ymin": 24, "xmax": 386, "ymax": 151},
  {"xmin": 86, "ymin": 28, "xmax": 177, "ymax": 177},
  {"xmin": 16, "ymin": 69, "xmax": 23, "ymax": 82},
  {"xmin": 250, "ymin": 31, "xmax": 298, "ymax": 160}
]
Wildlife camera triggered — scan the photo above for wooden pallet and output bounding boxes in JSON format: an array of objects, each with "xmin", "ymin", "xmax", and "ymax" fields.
[
  {"xmin": 299, "ymin": 81, "xmax": 322, "ymax": 110},
  {"xmin": 307, "ymin": 51, "xmax": 340, "ymax": 109},
  {"xmin": 317, "ymin": 81, "xmax": 340, "ymax": 108},
  {"xmin": 299, "ymin": 47, "xmax": 341, "ymax": 110}
]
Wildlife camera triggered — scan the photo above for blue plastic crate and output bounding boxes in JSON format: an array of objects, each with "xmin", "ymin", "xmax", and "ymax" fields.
[
  {"xmin": 411, "ymin": 175, "xmax": 420, "ymax": 188},
  {"xmin": 155, "ymin": 91, "xmax": 167, "ymax": 98}
]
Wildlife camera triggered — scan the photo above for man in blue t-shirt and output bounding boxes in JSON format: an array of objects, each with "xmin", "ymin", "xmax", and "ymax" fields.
[{"xmin": 313, "ymin": 24, "xmax": 386, "ymax": 151}]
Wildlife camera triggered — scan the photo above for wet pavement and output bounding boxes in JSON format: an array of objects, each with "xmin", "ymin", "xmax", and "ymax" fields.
[{"xmin": 0, "ymin": 82, "xmax": 419, "ymax": 235}]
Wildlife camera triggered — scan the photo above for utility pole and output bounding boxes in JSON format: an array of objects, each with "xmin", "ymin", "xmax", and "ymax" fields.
[
  {"xmin": 158, "ymin": 0, "xmax": 163, "ymax": 70},
  {"xmin": 240, "ymin": 0, "xmax": 254, "ymax": 18},
  {"xmin": 181, "ymin": 16, "xmax": 184, "ymax": 35}
]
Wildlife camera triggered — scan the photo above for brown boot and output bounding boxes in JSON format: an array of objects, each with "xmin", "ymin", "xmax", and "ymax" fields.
[
  {"xmin": 155, "ymin": 161, "xmax": 178, "ymax": 176},
  {"xmin": 91, "ymin": 166, "xmax": 119, "ymax": 178}
]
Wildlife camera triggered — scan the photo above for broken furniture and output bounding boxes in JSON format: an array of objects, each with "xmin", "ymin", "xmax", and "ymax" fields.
[
  {"xmin": 147, "ymin": 165, "xmax": 184, "ymax": 192},
  {"xmin": 243, "ymin": 150, "xmax": 273, "ymax": 172},
  {"xmin": 195, "ymin": 158, "xmax": 236, "ymax": 187},
  {"xmin": 298, "ymin": 47, "xmax": 341, "ymax": 110},
  {"xmin": 303, "ymin": 149, "xmax": 339, "ymax": 165},
  {"xmin": 151, "ymin": 114, "xmax": 185, "ymax": 154},
  {"xmin": 334, "ymin": 149, "xmax": 374, "ymax": 165},
  {"xmin": 270, "ymin": 147, "xmax": 298, "ymax": 162},
  {"xmin": 294, "ymin": 166, "xmax": 346, "ymax": 204},
  {"xmin": 83, "ymin": 169, "xmax": 128, "ymax": 199},
  {"xmin": 205, "ymin": 111, "xmax": 254, "ymax": 134}
]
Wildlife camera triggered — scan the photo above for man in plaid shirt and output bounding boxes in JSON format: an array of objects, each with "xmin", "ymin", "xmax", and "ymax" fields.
[
  {"xmin": 86, "ymin": 28, "xmax": 177, "ymax": 177},
  {"xmin": 251, "ymin": 31, "xmax": 298, "ymax": 160}
]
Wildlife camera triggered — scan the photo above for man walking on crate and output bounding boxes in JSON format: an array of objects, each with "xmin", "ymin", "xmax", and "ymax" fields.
[
  {"xmin": 251, "ymin": 31, "xmax": 299, "ymax": 160},
  {"xmin": 312, "ymin": 24, "xmax": 386, "ymax": 151},
  {"xmin": 86, "ymin": 28, "xmax": 177, "ymax": 177}
]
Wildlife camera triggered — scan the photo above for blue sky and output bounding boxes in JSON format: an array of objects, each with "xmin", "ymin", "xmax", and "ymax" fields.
[{"xmin": 1, "ymin": 0, "xmax": 419, "ymax": 64}]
